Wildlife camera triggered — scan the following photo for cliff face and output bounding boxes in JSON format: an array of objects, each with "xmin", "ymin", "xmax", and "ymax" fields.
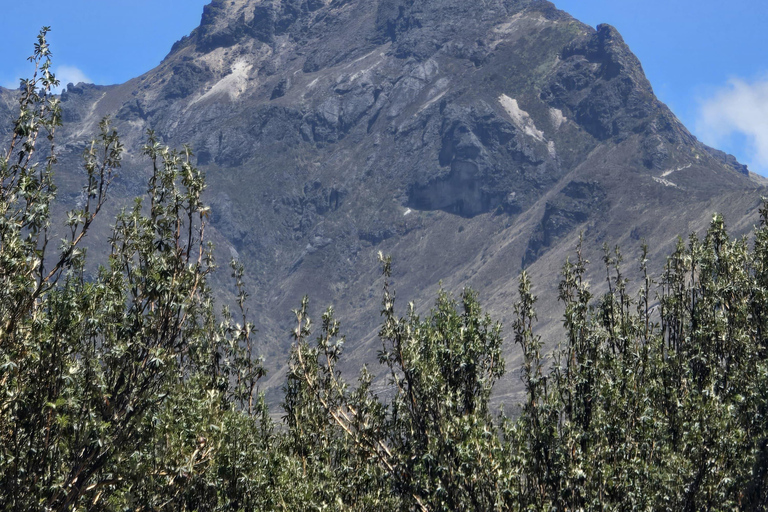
[{"xmin": 5, "ymin": 0, "xmax": 763, "ymax": 400}]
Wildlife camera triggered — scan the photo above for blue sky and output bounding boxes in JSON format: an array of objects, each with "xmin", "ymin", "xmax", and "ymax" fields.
[
  {"xmin": 1, "ymin": 0, "xmax": 766, "ymax": 173},
  {"xmin": 0, "ymin": 0, "xmax": 209, "ymax": 88}
]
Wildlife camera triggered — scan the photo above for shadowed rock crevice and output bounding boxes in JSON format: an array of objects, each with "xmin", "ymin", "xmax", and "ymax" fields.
[
  {"xmin": 406, "ymin": 99, "xmax": 555, "ymax": 218},
  {"xmin": 523, "ymin": 180, "xmax": 607, "ymax": 267},
  {"xmin": 408, "ymin": 161, "xmax": 507, "ymax": 218}
]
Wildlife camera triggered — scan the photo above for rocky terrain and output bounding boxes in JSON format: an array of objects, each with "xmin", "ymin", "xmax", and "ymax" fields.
[{"xmin": 2, "ymin": 0, "xmax": 764, "ymax": 403}]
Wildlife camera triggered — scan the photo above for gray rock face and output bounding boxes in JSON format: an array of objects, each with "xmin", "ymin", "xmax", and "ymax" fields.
[
  {"xmin": 3, "ymin": 0, "xmax": 762, "ymax": 400},
  {"xmin": 408, "ymin": 102, "xmax": 544, "ymax": 217},
  {"xmin": 523, "ymin": 180, "xmax": 606, "ymax": 267},
  {"xmin": 544, "ymin": 24, "xmax": 655, "ymax": 141}
]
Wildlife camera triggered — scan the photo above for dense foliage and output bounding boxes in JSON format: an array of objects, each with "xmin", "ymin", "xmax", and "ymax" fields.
[{"xmin": 1, "ymin": 32, "xmax": 767, "ymax": 510}]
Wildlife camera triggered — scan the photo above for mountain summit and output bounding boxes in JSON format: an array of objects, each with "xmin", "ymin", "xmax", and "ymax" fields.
[{"xmin": 6, "ymin": 0, "xmax": 763, "ymax": 398}]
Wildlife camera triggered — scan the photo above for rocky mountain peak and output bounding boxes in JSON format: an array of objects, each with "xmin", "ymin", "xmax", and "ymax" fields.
[
  {"xmin": 5, "ymin": 0, "xmax": 761, "ymax": 400},
  {"xmin": 569, "ymin": 24, "xmax": 652, "ymax": 91},
  {"xmin": 168, "ymin": 0, "xmax": 569, "ymax": 63},
  {"xmin": 167, "ymin": 0, "xmax": 332, "ymax": 56}
]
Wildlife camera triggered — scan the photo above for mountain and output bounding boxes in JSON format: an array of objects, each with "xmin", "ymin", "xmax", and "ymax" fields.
[{"xmin": 3, "ymin": 0, "xmax": 764, "ymax": 402}]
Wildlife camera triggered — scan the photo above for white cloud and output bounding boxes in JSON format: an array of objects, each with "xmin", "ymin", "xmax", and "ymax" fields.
[
  {"xmin": 52, "ymin": 65, "xmax": 92, "ymax": 93},
  {"xmin": 1, "ymin": 65, "xmax": 92, "ymax": 94},
  {"xmin": 696, "ymin": 77, "xmax": 768, "ymax": 173}
]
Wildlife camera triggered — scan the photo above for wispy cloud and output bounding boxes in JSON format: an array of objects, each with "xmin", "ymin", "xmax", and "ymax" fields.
[
  {"xmin": 696, "ymin": 77, "xmax": 768, "ymax": 174},
  {"xmin": 1, "ymin": 65, "xmax": 92, "ymax": 94},
  {"xmin": 52, "ymin": 65, "xmax": 92, "ymax": 93}
]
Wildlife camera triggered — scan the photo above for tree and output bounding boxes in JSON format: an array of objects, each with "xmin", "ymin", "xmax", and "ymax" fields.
[
  {"xmin": 511, "ymin": 218, "xmax": 768, "ymax": 510},
  {"xmin": 285, "ymin": 255, "xmax": 512, "ymax": 511},
  {"xmin": 0, "ymin": 30, "xmax": 268, "ymax": 511}
]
